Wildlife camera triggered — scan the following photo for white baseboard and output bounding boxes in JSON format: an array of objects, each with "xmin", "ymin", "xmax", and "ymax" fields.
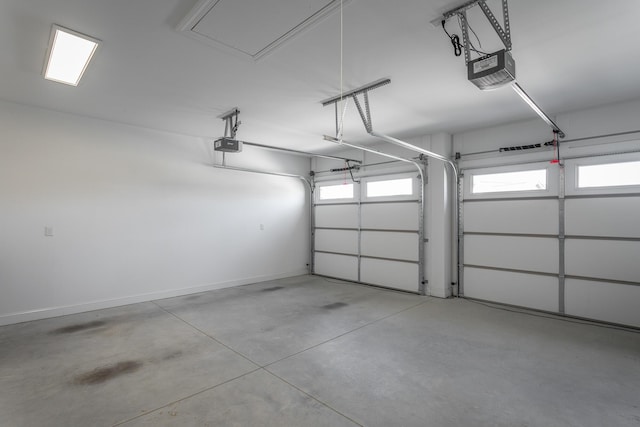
[{"xmin": 0, "ymin": 269, "xmax": 309, "ymax": 327}]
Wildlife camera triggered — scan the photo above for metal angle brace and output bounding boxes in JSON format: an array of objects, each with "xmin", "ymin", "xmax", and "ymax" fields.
[
  {"xmin": 478, "ymin": 0, "xmax": 511, "ymax": 51},
  {"xmin": 218, "ymin": 107, "xmax": 241, "ymax": 138},
  {"xmin": 352, "ymin": 91, "xmax": 374, "ymax": 134},
  {"xmin": 443, "ymin": 0, "xmax": 512, "ymax": 64},
  {"xmin": 458, "ymin": 11, "xmax": 472, "ymax": 64},
  {"xmin": 320, "ymin": 78, "xmax": 391, "ymax": 137}
]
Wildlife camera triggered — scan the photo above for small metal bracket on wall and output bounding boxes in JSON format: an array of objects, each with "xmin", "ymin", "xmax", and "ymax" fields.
[{"xmin": 443, "ymin": 0, "xmax": 512, "ymax": 64}]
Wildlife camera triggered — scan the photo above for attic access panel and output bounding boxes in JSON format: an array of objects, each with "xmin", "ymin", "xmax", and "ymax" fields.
[{"xmin": 178, "ymin": 0, "xmax": 349, "ymax": 61}]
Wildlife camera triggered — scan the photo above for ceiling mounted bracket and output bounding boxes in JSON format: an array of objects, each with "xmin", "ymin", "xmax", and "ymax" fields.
[
  {"xmin": 321, "ymin": 78, "xmax": 391, "ymax": 107},
  {"xmin": 443, "ymin": 0, "xmax": 512, "ymax": 64},
  {"xmin": 321, "ymin": 78, "xmax": 390, "ymax": 137},
  {"xmin": 218, "ymin": 107, "xmax": 241, "ymax": 138}
]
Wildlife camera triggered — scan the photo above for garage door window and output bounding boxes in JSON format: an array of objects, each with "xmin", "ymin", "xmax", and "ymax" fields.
[
  {"xmin": 472, "ymin": 169, "xmax": 547, "ymax": 194},
  {"xmin": 366, "ymin": 178, "xmax": 413, "ymax": 198},
  {"xmin": 577, "ymin": 160, "xmax": 640, "ymax": 189},
  {"xmin": 318, "ymin": 183, "xmax": 354, "ymax": 201}
]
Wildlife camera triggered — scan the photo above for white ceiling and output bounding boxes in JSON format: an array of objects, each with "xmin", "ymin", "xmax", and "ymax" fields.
[{"xmin": 2, "ymin": 0, "xmax": 640, "ymax": 152}]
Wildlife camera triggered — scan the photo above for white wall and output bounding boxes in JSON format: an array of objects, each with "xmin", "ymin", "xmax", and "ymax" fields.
[{"xmin": 0, "ymin": 100, "xmax": 310, "ymax": 325}]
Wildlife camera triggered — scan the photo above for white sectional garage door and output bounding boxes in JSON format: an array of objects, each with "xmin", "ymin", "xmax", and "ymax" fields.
[
  {"xmin": 313, "ymin": 174, "xmax": 423, "ymax": 293},
  {"xmin": 562, "ymin": 155, "xmax": 640, "ymax": 327},
  {"xmin": 461, "ymin": 154, "xmax": 640, "ymax": 328}
]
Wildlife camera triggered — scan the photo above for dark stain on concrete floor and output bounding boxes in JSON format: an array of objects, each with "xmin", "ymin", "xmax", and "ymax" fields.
[
  {"xmin": 51, "ymin": 320, "xmax": 107, "ymax": 334},
  {"xmin": 162, "ymin": 350, "xmax": 183, "ymax": 361},
  {"xmin": 73, "ymin": 360, "xmax": 143, "ymax": 385},
  {"xmin": 322, "ymin": 302, "xmax": 349, "ymax": 310},
  {"xmin": 260, "ymin": 286, "xmax": 285, "ymax": 292}
]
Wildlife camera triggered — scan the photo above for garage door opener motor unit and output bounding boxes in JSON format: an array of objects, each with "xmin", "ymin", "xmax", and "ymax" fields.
[
  {"xmin": 214, "ymin": 137, "xmax": 242, "ymax": 152},
  {"xmin": 213, "ymin": 108, "xmax": 243, "ymax": 153},
  {"xmin": 468, "ymin": 49, "xmax": 515, "ymax": 90}
]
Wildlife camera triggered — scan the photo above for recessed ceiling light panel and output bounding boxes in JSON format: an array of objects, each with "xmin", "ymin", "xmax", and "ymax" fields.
[{"xmin": 43, "ymin": 25, "xmax": 100, "ymax": 86}]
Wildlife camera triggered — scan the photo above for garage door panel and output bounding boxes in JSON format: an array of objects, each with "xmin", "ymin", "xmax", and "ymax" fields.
[
  {"xmin": 464, "ymin": 267, "xmax": 558, "ymax": 312},
  {"xmin": 464, "ymin": 199, "xmax": 558, "ymax": 235},
  {"xmin": 461, "ymin": 159, "xmax": 640, "ymax": 327},
  {"xmin": 314, "ymin": 174, "xmax": 420, "ymax": 291},
  {"xmin": 565, "ymin": 239, "xmax": 640, "ymax": 283},
  {"xmin": 361, "ymin": 203, "xmax": 418, "ymax": 230},
  {"xmin": 465, "ymin": 234, "xmax": 558, "ymax": 274},
  {"xmin": 565, "ymin": 279, "xmax": 640, "ymax": 328},
  {"xmin": 315, "ymin": 205, "xmax": 358, "ymax": 228},
  {"xmin": 315, "ymin": 229, "xmax": 358, "ymax": 255},
  {"xmin": 361, "ymin": 258, "xmax": 418, "ymax": 292},
  {"xmin": 565, "ymin": 197, "xmax": 640, "ymax": 238},
  {"xmin": 361, "ymin": 231, "xmax": 418, "ymax": 261},
  {"xmin": 314, "ymin": 252, "xmax": 358, "ymax": 281}
]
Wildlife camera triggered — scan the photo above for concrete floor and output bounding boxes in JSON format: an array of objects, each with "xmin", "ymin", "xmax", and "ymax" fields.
[{"xmin": 1, "ymin": 275, "xmax": 639, "ymax": 426}]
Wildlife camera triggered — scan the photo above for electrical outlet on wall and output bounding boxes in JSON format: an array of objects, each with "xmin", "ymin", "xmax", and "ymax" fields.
[
  {"xmin": 44, "ymin": 226, "xmax": 54, "ymax": 237},
  {"xmin": 259, "ymin": 224, "xmax": 265, "ymax": 231}
]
